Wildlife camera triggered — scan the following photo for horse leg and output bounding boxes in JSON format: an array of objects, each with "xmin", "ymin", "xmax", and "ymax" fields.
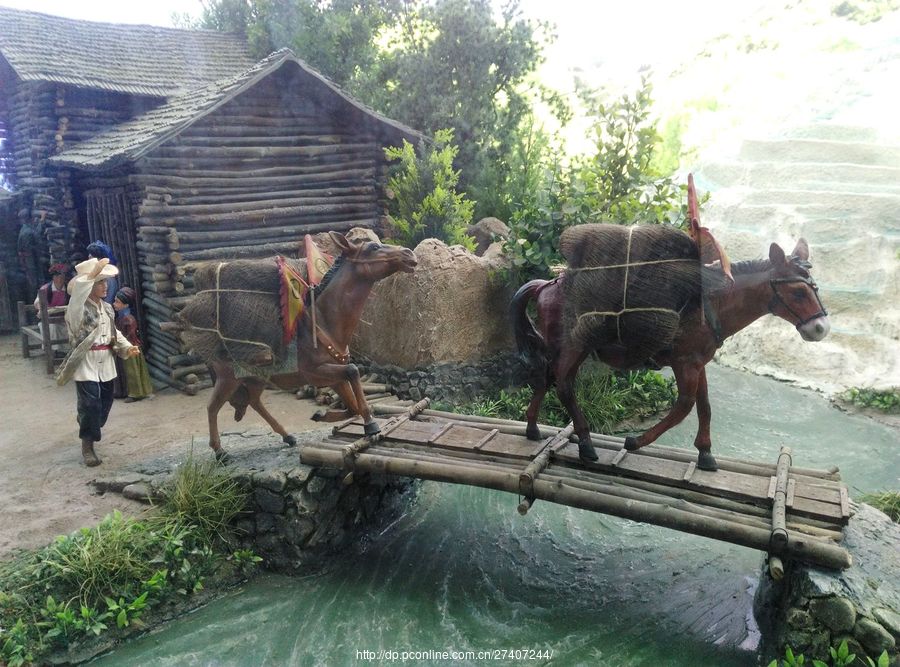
[
  {"xmin": 554, "ymin": 347, "xmax": 597, "ymax": 462},
  {"xmin": 344, "ymin": 363, "xmax": 380, "ymax": 437},
  {"xmin": 525, "ymin": 384, "xmax": 548, "ymax": 441},
  {"xmin": 692, "ymin": 367, "xmax": 717, "ymax": 471},
  {"xmin": 330, "ymin": 381, "xmax": 361, "ymax": 420},
  {"xmin": 625, "ymin": 361, "xmax": 700, "ymax": 453},
  {"xmin": 304, "ymin": 363, "xmax": 380, "ymax": 437},
  {"xmin": 207, "ymin": 366, "xmax": 240, "ymax": 462},
  {"xmin": 245, "ymin": 379, "xmax": 297, "ymax": 447}
]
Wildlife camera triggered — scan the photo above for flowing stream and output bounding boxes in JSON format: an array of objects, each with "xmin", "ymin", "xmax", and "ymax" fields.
[{"xmin": 93, "ymin": 365, "xmax": 898, "ymax": 666}]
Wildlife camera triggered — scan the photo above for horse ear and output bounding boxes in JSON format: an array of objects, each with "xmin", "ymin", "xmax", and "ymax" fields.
[
  {"xmin": 328, "ymin": 231, "xmax": 352, "ymax": 252},
  {"xmin": 792, "ymin": 238, "xmax": 809, "ymax": 261},
  {"xmin": 769, "ymin": 242, "xmax": 786, "ymax": 266}
]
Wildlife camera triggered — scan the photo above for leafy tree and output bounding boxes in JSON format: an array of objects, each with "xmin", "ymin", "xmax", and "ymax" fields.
[
  {"xmin": 384, "ymin": 128, "xmax": 475, "ymax": 249},
  {"xmin": 368, "ymin": 0, "xmax": 555, "ymax": 220},
  {"xmin": 198, "ymin": 0, "xmax": 400, "ymax": 88},
  {"xmin": 504, "ymin": 76, "xmax": 685, "ymax": 280}
]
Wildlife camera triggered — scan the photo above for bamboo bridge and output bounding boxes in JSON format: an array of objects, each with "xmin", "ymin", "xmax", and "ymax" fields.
[{"xmin": 299, "ymin": 399, "xmax": 852, "ymax": 573}]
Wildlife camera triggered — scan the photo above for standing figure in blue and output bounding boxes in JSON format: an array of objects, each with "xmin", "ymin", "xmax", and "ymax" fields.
[
  {"xmin": 56, "ymin": 257, "xmax": 140, "ymax": 466},
  {"xmin": 85, "ymin": 241, "xmax": 118, "ymax": 306}
]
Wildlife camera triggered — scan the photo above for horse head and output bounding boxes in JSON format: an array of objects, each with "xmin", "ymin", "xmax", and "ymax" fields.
[
  {"xmin": 329, "ymin": 232, "xmax": 417, "ymax": 281},
  {"xmin": 767, "ymin": 239, "xmax": 830, "ymax": 342}
]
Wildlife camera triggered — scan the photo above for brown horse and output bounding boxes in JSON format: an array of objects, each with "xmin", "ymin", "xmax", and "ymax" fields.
[
  {"xmin": 511, "ymin": 228, "xmax": 829, "ymax": 471},
  {"xmin": 200, "ymin": 233, "xmax": 417, "ymax": 460}
]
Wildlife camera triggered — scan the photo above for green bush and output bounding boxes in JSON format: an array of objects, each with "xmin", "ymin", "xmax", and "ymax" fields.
[
  {"xmin": 840, "ymin": 387, "xmax": 900, "ymax": 413},
  {"xmin": 384, "ymin": 128, "xmax": 475, "ymax": 250},
  {"xmin": 453, "ymin": 363, "xmax": 675, "ymax": 435},
  {"xmin": 503, "ymin": 76, "xmax": 685, "ymax": 280},
  {"xmin": 0, "ymin": 456, "xmax": 256, "ymax": 665}
]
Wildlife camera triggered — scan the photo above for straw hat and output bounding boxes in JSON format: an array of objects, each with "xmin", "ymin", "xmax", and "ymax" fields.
[{"xmin": 67, "ymin": 258, "xmax": 119, "ymax": 294}]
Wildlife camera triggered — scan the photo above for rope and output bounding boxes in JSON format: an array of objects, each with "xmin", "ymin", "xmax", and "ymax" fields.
[
  {"xmin": 197, "ymin": 262, "xmax": 273, "ymax": 356},
  {"xmin": 567, "ymin": 258, "xmax": 696, "ymax": 272}
]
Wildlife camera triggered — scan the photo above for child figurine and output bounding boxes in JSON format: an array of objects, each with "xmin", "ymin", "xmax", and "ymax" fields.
[{"xmin": 112, "ymin": 287, "xmax": 154, "ymax": 402}]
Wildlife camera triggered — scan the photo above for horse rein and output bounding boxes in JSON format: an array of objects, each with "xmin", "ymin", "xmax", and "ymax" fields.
[{"xmin": 768, "ymin": 274, "xmax": 828, "ymax": 328}]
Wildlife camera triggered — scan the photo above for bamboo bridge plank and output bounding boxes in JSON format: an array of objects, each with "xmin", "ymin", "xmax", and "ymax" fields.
[{"xmin": 328, "ymin": 412, "xmax": 848, "ymax": 532}]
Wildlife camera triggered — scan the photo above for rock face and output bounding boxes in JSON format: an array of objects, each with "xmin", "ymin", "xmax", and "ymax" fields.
[
  {"xmin": 695, "ymin": 125, "xmax": 900, "ymax": 393},
  {"xmin": 466, "ymin": 217, "xmax": 510, "ymax": 256},
  {"xmin": 754, "ymin": 504, "xmax": 900, "ymax": 665},
  {"xmin": 353, "ymin": 237, "xmax": 516, "ymax": 367}
]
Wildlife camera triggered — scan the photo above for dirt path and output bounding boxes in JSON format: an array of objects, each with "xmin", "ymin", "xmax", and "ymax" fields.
[{"xmin": 0, "ymin": 333, "xmax": 322, "ymax": 558}]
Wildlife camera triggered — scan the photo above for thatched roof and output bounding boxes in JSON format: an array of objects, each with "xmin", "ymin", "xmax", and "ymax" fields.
[
  {"xmin": 48, "ymin": 50, "xmax": 424, "ymax": 172},
  {"xmin": 0, "ymin": 6, "xmax": 254, "ymax": 97}
]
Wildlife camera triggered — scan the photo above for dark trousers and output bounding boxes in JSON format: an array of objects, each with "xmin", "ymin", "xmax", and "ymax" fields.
[{"xmin": 76, "ymin": 380, "xmax": 114, "ymax": 441}]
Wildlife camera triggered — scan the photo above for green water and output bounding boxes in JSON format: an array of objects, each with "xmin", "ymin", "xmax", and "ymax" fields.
[{"xmin": 93, "ymin": 365, "xmax": 898, "ymax": 666}]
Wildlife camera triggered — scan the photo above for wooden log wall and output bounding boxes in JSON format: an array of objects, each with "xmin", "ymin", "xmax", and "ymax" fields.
[
  {"xmin": 1, "ymin": 76, "xmax": 162, "ymax": 264},
  {"xmin": 132, "ymin": 73, "xmax": 392, "ymax": 393}
]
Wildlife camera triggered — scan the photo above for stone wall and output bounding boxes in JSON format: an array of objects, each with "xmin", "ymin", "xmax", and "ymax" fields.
[
  {"xmin": 95, "ymin": 429, "xmax": 417, "ymax": 573},
  {"xmin": 754, "ymin": 504, "xmax": 900, "ymax": 665},
  {"xmin": 357, "ymin": 351, "xmax": 527, "ymax": 404}
]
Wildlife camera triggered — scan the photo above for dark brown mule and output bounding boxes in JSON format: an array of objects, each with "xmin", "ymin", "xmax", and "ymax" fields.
[
  {"xmin": 511, "ymin": 231, "xmax": 829, "ymax": 471},
  {"xmin": 205, "ymin": 234, "xmax": 417, "ymax": 460}
]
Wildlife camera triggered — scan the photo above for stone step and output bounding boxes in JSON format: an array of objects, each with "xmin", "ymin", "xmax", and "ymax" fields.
[
  {"xmin": 738, "ymin": 139, "xmax": 900, "ymax": 168},
  {"xmin": 781, "ymin": 124, "xmax": 883, "ymax": 143},
  {"xmin": 695, "ymin": 161, "xmax": 900, "ymax": 194},
  {"xmin": 704, "ymin": 202, "xmax": 899, "ymax": 239},
  {"xmin": 742, "ymin": 188, "xmax": 900, "ymax": 208}
]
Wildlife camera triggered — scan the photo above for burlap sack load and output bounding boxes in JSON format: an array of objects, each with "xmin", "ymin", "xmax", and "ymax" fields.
[
  {"xmin": 178, "ymin": 257, "xmax": 310, "ymax": 370},
  {"xmin": 559, "ymin": 224, "xmax": 702, "ymax": 365}
]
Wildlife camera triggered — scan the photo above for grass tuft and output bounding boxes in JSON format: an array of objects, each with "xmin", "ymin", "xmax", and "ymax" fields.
[{"xmin": 860, "ymin": 490, "xmax": 900, "ymax": 522}]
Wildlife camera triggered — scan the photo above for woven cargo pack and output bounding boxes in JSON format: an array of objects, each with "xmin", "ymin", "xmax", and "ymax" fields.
[{"xmin": 559, "ymin": 224, "xmax": 703, "ymax": 364}]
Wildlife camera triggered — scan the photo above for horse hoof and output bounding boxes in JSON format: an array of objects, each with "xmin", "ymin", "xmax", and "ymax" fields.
[
  {"xmin": 578, "ymin": 442, "xmax": 599, "ymax": 463},
  {"xmin": 363, "ymin": 421, "xmax": 381, "ymax": 437},
  {"xmin": 214, "ymin": 449, "xmax": 232, "ymax": 465},
  {"xmin": 525, "ymin": 425, "xmax": 542, "ymax": 441},
  {"xmin": 624, "ymin": 436, "xmax": 640, "ymax": 451},
  {"xmin": 697, "ymin": 450, "xmax": 718, "ymax": 471},
  {"xmin": 283, "ymin": 434, "xmax": 297, "ymax": 447}
]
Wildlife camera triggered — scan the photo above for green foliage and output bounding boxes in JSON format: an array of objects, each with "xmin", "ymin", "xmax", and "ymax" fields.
[
  {"xmin": 384, "ymin": 129, "xmax": 475, "ymax": 248},
  {"xmin": 230, "ymin": 549, "xmax": 264, "ymax": 576},
  {"xmin": 454, "ymin": 363, "xmax": 675, "ymax": 435},
  {"xmin": 199, "ymin": 0, "xmax": 401, "ymax": 84},
  {"xmin": 0, "ymin": 457, "xmax": 252, "ymax": 664},
  {"xmin": 564, "ymin": 75, "xmax": 683, "ymax": 228},
  {"xmin": 504, "ymin": 77, "xmax": 685, "ymax": 280},
  {"xmin": 859, "ymin": 490, "xmax": 900, "ymax": 522},
  {"xmin": 840, "ymin": 386, "xmax": 900, "ymax": 413},
  {"xmin": 767, "ymin": 641, "xmax": 889, "ymax": 667}
]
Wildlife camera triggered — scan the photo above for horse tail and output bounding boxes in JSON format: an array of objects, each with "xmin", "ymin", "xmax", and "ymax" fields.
[{"xmin": 510, "ymin": 279, "xmax": 551, "ymax": 385}]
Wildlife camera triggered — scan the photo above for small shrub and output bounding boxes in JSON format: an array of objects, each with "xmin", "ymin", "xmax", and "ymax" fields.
[
  {"xmin": 384, "ymin": 128, "xmax": 476, "ymax": 250},
  {"xmin": 840, "ymin": 387, "xmax": 900, "ymax": 414}
]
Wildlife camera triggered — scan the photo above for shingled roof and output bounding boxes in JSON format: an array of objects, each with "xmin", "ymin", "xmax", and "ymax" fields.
[
  {"xmin": 0, "ymin": 6, "xmax": 254, "ymax": 97},
  {"xmin": 48, "ymin": 49, "xmax": 424, "ymax": 172}
]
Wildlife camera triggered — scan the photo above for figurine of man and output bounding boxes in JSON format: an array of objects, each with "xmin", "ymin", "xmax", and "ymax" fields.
[{"xmin": 56, "ymin": 257, "xmax": 141, "ymax": 466}]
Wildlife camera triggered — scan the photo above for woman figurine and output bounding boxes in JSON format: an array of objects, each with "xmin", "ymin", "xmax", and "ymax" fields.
[
  {"xmin": 34, "ymin": 263, "xmax": 69, "ymax": 354},
  {"xmin": 113, "ymin": 287, "xmax": 154, "ymax": 402}
]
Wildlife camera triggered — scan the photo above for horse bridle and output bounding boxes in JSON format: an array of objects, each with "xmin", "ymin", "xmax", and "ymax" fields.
[{"xmin": 768, "ymin": 264, "xmax": 828, "ymax": 328}]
